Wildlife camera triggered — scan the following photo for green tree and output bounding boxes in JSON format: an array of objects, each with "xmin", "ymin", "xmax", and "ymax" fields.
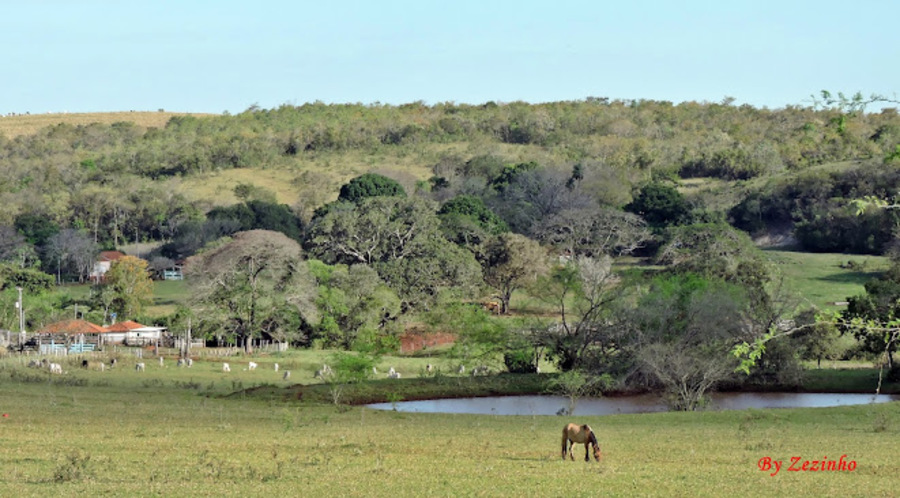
[
  {"xmin": 630, "ymin": 274, "xmax": 749, "ymax": 411},
  {"xmin": 438, "ymin": 195, "xmax": 508, "ymax": 235},
  {"xmin": 844, "ymin": 273, "xmax": 900, "ymax": 368},
  {"xmin": 480, "ymin": 233, "xmax": 548, "ymax": 314},
  {"xmin": 308, "ymin": 260, "xmax": 401, "ymax": 350},
  {"xmin": 14, "ymin": 213, "xmax": 59, "ymax": 247},
  {"xmin": 337, "ymin": 173, "xmax": 406, "ymax": 204},
  {"xmin": 103, "ymin": 255, "xmax": 154, "ymax": 318},
  {"xmin": 208, "ymin": 200, "xmax": 303, "ymax": 241},
  {"xmin": 625, "ymin": 183, "xmax": 691, "ymax": 228}
]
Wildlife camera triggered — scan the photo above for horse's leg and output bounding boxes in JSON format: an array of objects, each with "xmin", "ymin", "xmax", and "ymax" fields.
[
  {"xmin": 584, "ymin": 443, "xmax": 590, "ymax": 462},
  {"xmin": 569, "ymin": 441, "xmax": 575, "ymax": 461}
]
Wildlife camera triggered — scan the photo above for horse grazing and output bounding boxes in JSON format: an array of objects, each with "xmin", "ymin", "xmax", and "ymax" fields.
[{"xmin": 561, "ymin": 423, "xmax": 601, "ymax": 462}]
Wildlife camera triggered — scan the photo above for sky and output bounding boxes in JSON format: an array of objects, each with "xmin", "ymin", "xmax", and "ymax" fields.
[{"xmin": 2, "ymin": 0, "xmax": 898, "ymax": 115}]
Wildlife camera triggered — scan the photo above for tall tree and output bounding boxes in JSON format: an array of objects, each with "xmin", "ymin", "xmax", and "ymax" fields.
[
  {"xmin": 480, "ymin": 233, "xmax": 548, "ymax": 314},
  {"xmin": 104, "ymin": 255, "xmax": 154, "ymax": 318},
  {"xmin": 44, "ymin": 229, "xmax": 97, "ymax": 284},
  {"xmin": 187, "ymin": 230, "xmax": 317, "ymax": 352},
  {"xmin": 629, "ymin": 274, "xmax": 749, "ymax": 411},
  {"xmin": 536, "ymin": 256, "xmax": 622, "ymax": 371}
]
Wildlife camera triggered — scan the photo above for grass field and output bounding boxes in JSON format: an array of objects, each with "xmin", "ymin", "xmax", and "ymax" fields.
[
  {"xmin": 0, "ymin": 351, "xmax": 897, "ymax": 497},
  {"xmin": 762, "ymin": 249, "xmax": 890, "ymax": 311}
]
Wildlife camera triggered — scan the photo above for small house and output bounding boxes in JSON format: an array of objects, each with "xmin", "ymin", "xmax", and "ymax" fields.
[
  {"xmin": 103, "ymin": 320, "xmax": 166, "ymax": 346},
  {"xmin": 89, "ymin": 251, "xmax": 127, "ymax": 282}
]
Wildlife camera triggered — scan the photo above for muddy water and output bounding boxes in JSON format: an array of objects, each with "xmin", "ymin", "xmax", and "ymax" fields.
[{"xmin": 367, "ymin": 392, "xmax": 900, "ymax": 415}]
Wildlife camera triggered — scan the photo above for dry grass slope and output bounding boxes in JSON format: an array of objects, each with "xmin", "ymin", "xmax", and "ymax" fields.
[{"xmin": 0, "ymin": 111, "xmax": 217, "ymax": 138}]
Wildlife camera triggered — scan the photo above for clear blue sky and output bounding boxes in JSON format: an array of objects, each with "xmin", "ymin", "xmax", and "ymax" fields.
[{"xmin": 3, "ymin": 0, "xmax": 898, "ymax": 114}]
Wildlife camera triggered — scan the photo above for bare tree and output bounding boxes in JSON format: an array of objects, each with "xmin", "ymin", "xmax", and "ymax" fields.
[
  {"xmin": 537, "ymin": 256, "xmax": 622, "ymax": 371},
  {"xmin": 531, "ymin": 207, "xmax": 651, "ymax": 257},
  {"xmin": 44, "ymin": 229, "xmax": 97, "ymax": 284},
  {"xmin": 187, "ymin": 230, "xmax": 316, "ymax": 352}
]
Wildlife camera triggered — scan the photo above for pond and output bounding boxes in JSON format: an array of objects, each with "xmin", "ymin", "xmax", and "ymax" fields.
[{"xmin": 367, "ymin": 392, "xmax": 900, "ymax": 416}]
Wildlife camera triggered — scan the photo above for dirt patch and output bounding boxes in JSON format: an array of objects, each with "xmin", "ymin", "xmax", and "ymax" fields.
[{"xmin": 399, "ymin": 331, "xmax": 456, "ymax": 353}]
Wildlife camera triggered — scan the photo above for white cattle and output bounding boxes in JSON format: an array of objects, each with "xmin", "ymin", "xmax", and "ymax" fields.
[
  {"xmin": 471, "ymin": 365, "xmax": 491, "ymax": 376},
  {"xmin": 426, "ymin": 364, "xmax": 433, "ymax": 373},
  {"xmin": 186, "ymin": 358, "xmax": 193, "ymax": 368},
  {"xmin": 49, "ymin": 363, "xmax": 63, "ymax": 374},
  {"xmin": 136, "ymin": 362, "xmax": 145, "ymax": 372},
  {"xmin": 457, "ymin": 365, "xmax": 465, "ymax": 375},
  {"xmin": 283, "ymin": 370, "xmax": 291, "ymax": 381},
  {"xmin": 248, "ymin": 361, "xmax": 257, "ymax": 371},
  {"xmin": 388, "ymin": 366, "xmax": 396, "ymax": 376},
  {"xmin": 274, "ymin": 363, "xmax": 279, "ymax": 372},
  {"xmin": 388, "ymin": 370, "xmax": 401, "ymax": 379},
  {"xmin": 177, "ymin": 358, "xmax": 185, "ymax": 367},
  {"xmin": 159, "ymin": 357, "xmax": 165, "ymax": 367},
  {"xmin": 222, "ymin": 363, "xmax": 231, "ymax": 372}
]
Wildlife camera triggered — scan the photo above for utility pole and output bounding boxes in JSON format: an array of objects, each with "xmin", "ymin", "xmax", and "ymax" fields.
[{"xmin": 16, "ymin": 286, "xmax": 24, "ymax": 346}]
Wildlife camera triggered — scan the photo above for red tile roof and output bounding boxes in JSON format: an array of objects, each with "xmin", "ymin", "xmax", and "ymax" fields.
[
  {"xmin": 103, "ymin": 320, "xmax": 148, "ymax": 332},
  {"xmin": 98, "ymin": 251, "xmax": 126, "ymax": 262},
  {"xmin": 37, "ymin": 319, "xmax": 107, "ymax": 335}
]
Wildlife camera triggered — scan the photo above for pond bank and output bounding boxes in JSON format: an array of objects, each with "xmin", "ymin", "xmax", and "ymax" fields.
[
  {"xmin": 367, "ymin": 392, "xmax": 900, "ymax": 416},
  {"xmin": 243, "ymin": 368, "xmax": 900, "ymax": 406}
]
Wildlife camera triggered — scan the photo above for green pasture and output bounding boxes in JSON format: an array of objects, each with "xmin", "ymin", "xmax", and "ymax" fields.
[
  {"xmin": 0, "ymin": 352, "xmax": 898, "ymax": 497},
  {"xmin": 763, "ymin": 250, "xmax": 889, "ymax": 311}
]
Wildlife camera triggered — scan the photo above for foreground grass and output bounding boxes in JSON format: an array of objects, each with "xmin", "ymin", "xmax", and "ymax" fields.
[{"xmin": 0, "ymin": 353, "xmax": 898, "ymax": 497}]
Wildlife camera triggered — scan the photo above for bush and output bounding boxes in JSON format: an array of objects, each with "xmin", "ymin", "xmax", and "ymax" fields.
[
  {"xmin": 337, "ymin": 173, "xmax": 406, "ymax": 203},
  {"xmin": 504, "ymin": 349, "xmax": 537, "ymax": 373}
]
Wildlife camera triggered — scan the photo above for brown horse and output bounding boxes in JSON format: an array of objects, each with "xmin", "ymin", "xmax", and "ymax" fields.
[{"xmin": 561, "ymin": 423, "xmax": 601, "ymax": 462}]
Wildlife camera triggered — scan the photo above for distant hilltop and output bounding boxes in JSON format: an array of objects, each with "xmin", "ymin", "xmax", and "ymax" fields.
[{"xmin": 0, "ymin": 111, "xmax": 216, "ymax": 138}]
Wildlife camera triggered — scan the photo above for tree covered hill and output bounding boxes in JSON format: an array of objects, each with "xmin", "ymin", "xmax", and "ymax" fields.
[
  {"xmin": 4, "ymin": 99, "xmax": 900, "ymax": 401},
  {"xmin": 0, "ymin": 98, "xmax": 898, "ymax": 254}
]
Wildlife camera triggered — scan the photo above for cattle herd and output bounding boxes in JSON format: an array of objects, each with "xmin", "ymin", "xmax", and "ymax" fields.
[{"xmin": 24, "ymin": 356, "xmax": 493, "ymax": 381}]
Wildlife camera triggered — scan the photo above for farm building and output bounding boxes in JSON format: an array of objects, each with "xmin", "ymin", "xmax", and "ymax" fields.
[
  {"xmin": 89, "ymin": 250, "xmax": 127, "ymax": 282},
  {"xmin": 33, "ymin": 319, "xmax": 109, "ymax": 353},
  {"xmin": 31, "ymin": 319, "xmax": 168, "ymax": 351},
  {"xmin": 102, "ymin": 320, "xmax": 166, "ymax": 346}
]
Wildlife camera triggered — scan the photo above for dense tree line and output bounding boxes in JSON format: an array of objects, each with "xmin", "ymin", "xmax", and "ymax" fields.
[
  {"xmin": 0, "ymin": 99, "xmax": 897, "ymax": 253},
  {"xmin": 729, "ymin": 161, "xmax": 900, "ymax": 253}
]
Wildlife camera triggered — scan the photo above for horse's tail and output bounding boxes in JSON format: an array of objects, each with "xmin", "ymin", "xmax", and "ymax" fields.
[{"xmin": 561, "ymin": 426, "xmax": 569, "ymax": 458}]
